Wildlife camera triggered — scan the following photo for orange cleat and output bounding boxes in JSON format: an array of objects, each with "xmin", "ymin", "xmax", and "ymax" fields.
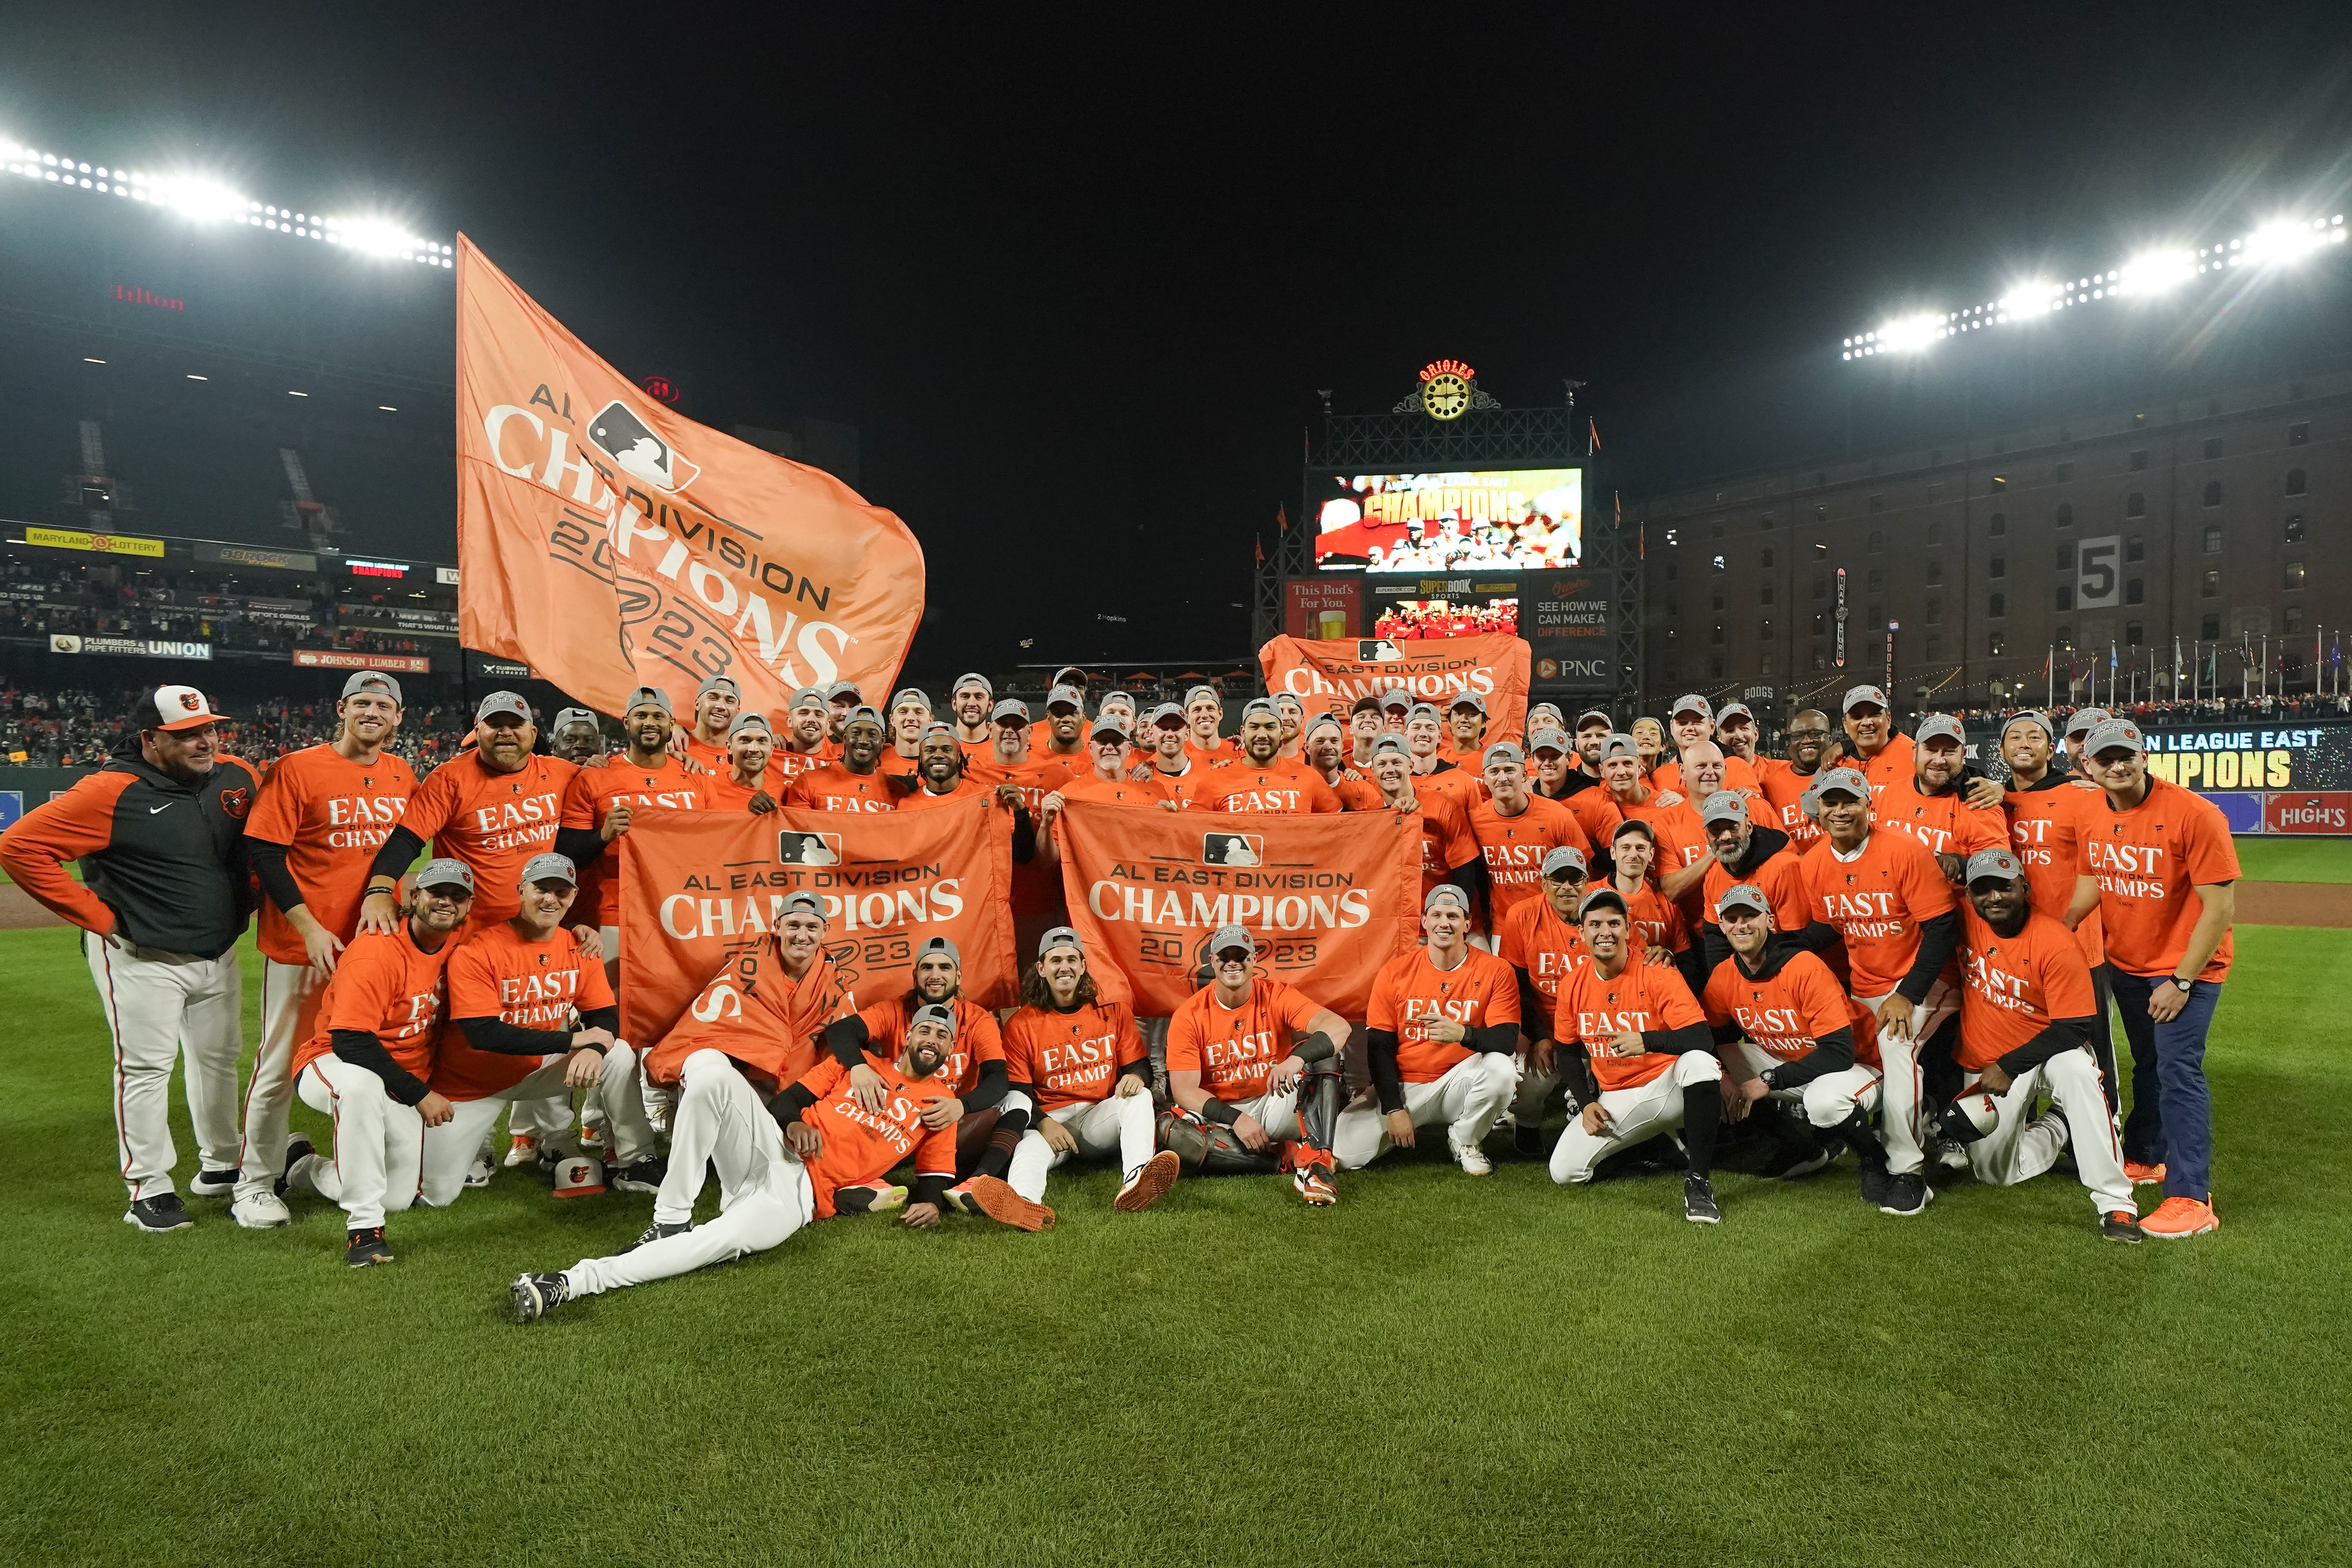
[
  {"xmin": 945, "ymin": 1176, "xmax": 1056, "ymax": 1232},
  {"xmin": 2123, "ymin": 1160, "xmax": 2167, "ymax": 1187},
  {"xmin": 1113, "ymin": 1150, "xmax": 1180, "ymax": 1212},
  {"xmin": 2139, "ymin": 1195, "xmax": 2219, "ymax": 1240}
]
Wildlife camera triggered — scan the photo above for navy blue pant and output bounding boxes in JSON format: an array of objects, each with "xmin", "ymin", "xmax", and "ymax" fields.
[{"xmin": 2110, "ymin": 970, "xmax": 2220, "ymax": 1202}]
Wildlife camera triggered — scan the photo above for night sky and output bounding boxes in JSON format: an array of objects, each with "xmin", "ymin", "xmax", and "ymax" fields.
[{"xmin": 6, "ymin": 3, "xmax": 2349, "ymax": 676}]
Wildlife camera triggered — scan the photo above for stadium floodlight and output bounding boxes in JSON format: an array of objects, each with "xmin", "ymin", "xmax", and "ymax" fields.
[
  {"xmin": 2117, "ymin": 249, "xmax": 2195, "ymax": 294},
  {"xmin": 2242, "ymin": 218, "xmax": 2335, "ymax": 265}
]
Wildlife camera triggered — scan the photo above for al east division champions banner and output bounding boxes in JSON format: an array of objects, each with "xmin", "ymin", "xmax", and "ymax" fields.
[
  {"xmin": 455, "ymin": 237, "xmax": 925, "ymax": 723},
  {"xmin": 617, "ymin": 796, "xmax": 1016, "ymax": 1045},
  {"xmin": 1259, "ymin": 632, "xmax": 1531, "ymax": 744},
  {"xmin": 1054, "ymin": 801, "xmax": 1422, "ymax": 1018}
]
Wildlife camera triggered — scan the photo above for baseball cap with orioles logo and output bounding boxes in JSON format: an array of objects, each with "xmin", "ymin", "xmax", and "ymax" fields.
[{"xmin": 132, "ymin": 684, "xmax": 224, "ymax": 731}]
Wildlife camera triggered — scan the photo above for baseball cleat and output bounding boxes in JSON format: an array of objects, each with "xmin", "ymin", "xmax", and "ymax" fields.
[
  {"xmin": 833, "ymin": 1181, "xmax": 909, "ymax": 1217},
  {"xmin": 2139, "ymin": 1195, "xmax": 2219, "ymax": 1239},
  {"xmin": 1928, "ymin": 1138, "xmax": 1973, "ymax": 1177},
  {"xmin": 2101, "ymin": 1210, "xmax": 2145, "ymax": 1244},
  {"xmin": 1293, "ymin": 1163, "xmax": 1338, "ymax": 1206},
  {"xmin": 609, "ymin": 1156, "xmax": 669, "ymax": 1195},
  {"xmin": 1683, "ymin": 1175, "xmax": 1722, "ymax": 1225},
  {"xmin": 621, "ymin": 1219, "xmax": 690, "ymax": 1253},
  {"xmin": 188, "ymin": 1168, "xmax": 238, "ymax": 1197},
  {"xmin": 943, "ymin": 1176, "xmax": 1056, "ymax": 1231},
  {"xmin": 122, "ymin": 1193, "xmax": 194, "ymax": 1232},
  {"xmin": 276, "ymin": 1136, "xmax": 315, "ymax": 1198},
  {"xmin": 1876, "ymin": 1173, "xmax": 1934, "ymax": 1217},
  {"xmin": 1449, "ymin": 1136, "xmax": 1494, "ymax": 1176},
  {"xmin": 503, "ymin": 1134, "xmax": 540, "ymax": 1168},
  {"xmin": 231, "ymin": 1191, "xmax": 292, "ymax": 1229},
  {"xmin": 1113, "ymin": 1151, "xmax": 1180, "ymax": 1212},
  {"xmin": 577, "ymin": 1123, "xmax": 608, "ymax": 1157},
  {"xmin": 510, "ymin": 1271, "xmax": 570, "ymax": 1324},
  {"xmin": 464, "ymin": 1150, "xmax": 496, "ymax": 1189},
  {"xmin": 2123, "ymin": 1159, "xmax": 2167, "ymax": 1187},
  {"xmin": 1856, "ymin": 1158, "xmax": 1892, "ymax": 1208},
  {"xmin": 344, "ymin": 1226, "xmax": 395, "ymax": 1267},
  {"xmin": 1760, "ymin": 1141, "xmax": 1836, "ymax": 1180}
]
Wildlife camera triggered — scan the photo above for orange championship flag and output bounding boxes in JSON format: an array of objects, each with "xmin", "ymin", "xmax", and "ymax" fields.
[
  {"xmin": 1053, "ymin": 801, "xmax": 1422, "ymax": 1018},
  {"xmin": 616, "ymin": 795, "xmax": 1017, "ymax": 1047},
  {"xmin": 1258, "ymin": 632, "xmax": 1532, "ymax": 745},
  {"xmin": 455, "ymin": 237, "xmax": 924, "ymax": 722}
]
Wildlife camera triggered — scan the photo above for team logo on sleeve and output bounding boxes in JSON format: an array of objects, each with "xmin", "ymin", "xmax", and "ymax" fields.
[
  {"xmin": 586, "ymin": 401, "xmax": 700, "ymax": 493},
  {"xmin": 776, "ymin": 830, "xmax": 844, "ymax": 866},
  {"xmin": 218, "ymin": 784, "xmax": 250, "ymax": 819},
  {"xmin": 1200, "ymin": 832, "xmax": 1265, "ymax": 867}
]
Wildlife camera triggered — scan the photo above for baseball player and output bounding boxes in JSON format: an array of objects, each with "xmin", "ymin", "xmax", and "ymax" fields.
[
  {"xmin": 1691, "ymin": 790, "xmax": 1832, "ymax": 982},
  {"xmin": 0, "ymin": 685, "xmax": 261, "ymax": 1232},
  {"xmin": 556, "ymin": 685, "xmax": 708, "ymax": 969},
  {"xmin": 232, "ymin": 669, "xmax": 416, "ymax": 1228},
  {"xmin": 1271, "ymin": 690, "xmax": 1306, "ymax": 762},
  {"xmin": 1526, "ymin": 726, "xmax": 1626, "ymax": 851},
  {"xmin": 1653, "ymin": 694, "xmax": 1764, "ymax": 797},
  {"xmin": 1796, "ymin": 766, "xmax": 1964, "ymax": 1216},
  {"xmin": 2066, "ymin": 716, "xmax": 2238, "ymax": 1239},
  {"xmin": 1438, "ymin": 691, "xmax": 1490, "ymax": 763},
  {"xmin": 546, "ymin": 706, "xmax": 607, "ymax": 765},
  {"xmin": 1953, "ymin": 849, "xmax": 2140, "ymax": 1241},
  {"xmin": 2059, "ymin": 707, "xmax": 2110, "ymax": 774},
  {"xmin": 416, "ymin": 853, "xmax": 664, "ymax": 1205},
  {"xmin": 1753, "ymin": 708, "xmax": 1834, "ymax": 852},
  {"xmin": 1027, "ymin": 667, "xmax": 1091, "ymax": 756},
  {"xmin": 1998, "ymin": 710, "xmax": 2119, "ymax": 1111},
  {"xmin": 280, "ymin": 859, "xmax": 475, "ymax": 1266},
  {"xmin": 1198, "ymin": 699, "xmax": 1340, "ymax": 813},
  {"xmin": 1596, "ymin": 732, "xmax": 1704, "ymax": 877},
  {"xmin": 1546, "ymin": 888, "xmax": 1727, "ymax": 1224},
  {"xmin": 963, "ymin": 698, "xmax": 1075, "ymax": 954},
  {"xmin": 510, "ymin": 1001, "xmax": 1023, "ymax": 1322},
  {"xmin": 1402, "ymin": 703, "xmax": 1480, "ymax": 809},
  {"xmin": 1467, "ymin": 742, "xmax": 1591, "ymax": 933},
  {"xmin": 671, "ymin": 674, "xmax": 742, "ymax": 774},
  {"xmin": 1162, "ymin": 925, "xmax": 1350, "ymax": 1205},
  {"xmin": 1180, "ymin": 684, "xmax": 1235, "ymax": 762},
  {"xmin": 704, "ymin": 712, "xmax": 784, "ymax": 813},
  {"xmin": 1873, "ymin": 713, "xmax": 2009, "ymax": 879},
  {"xmin": 879, "ymin": 686, "xmax": 934, "ymax": 780},
  {"xmin": 1136, "ymin": 703, "xmax": 1218, "ymax": 808},
  {"xmin": 772, "ymin": 686, "xmax": 841, "ymax": 781},
  {"xmin": 999, "ymin": 926, "xmax": 1177, "ymax": 1211},
  {"xmin": 1835, "ymin": 685, "xmax": 2009, "ymax": 809},
  {"xmin": 1603, "ymin": 819, "xmax": 1696, "ymax": 962},
  {"xmin": 1300, "ymin": 713, "xmax": 1378, "ymax": 809},
  {"xmin": 1036, "ymin": 715, "xmax": 1173, "ymax": 829},
  {"xmin": 780, "ymin": 705, "xmax": 899, "ymax": 811},
  {"xmin": 1359, "ymin": 735, "xmax": 1482, "ymax": 905},
  {"xmin": 1703, "ymin": 882, "xmax": 1886, "ymax": 1184},
  {"xmin": 889, "ymin": 723, "xmax": 993, "ymax": 810},
  {"xmin": 819, "ymin": 934, "xmax": 1011, "ymax": 1176},
  {"xmin": 948, "ymin": 672, "xmax": 997, "ymax": 753},
  {"xmin": 1334, "ymin": 884, "xmax": 1521, "ymax": 1174}
]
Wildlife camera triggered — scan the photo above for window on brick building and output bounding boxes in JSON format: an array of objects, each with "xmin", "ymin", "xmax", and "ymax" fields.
[{"xmin": 2286, "ymin": 468, "xmax": 2307, "ymax": 496}]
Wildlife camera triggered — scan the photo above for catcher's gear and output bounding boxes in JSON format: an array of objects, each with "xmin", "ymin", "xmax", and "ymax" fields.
[{"xmin": 1155, "ymin": 1107, "xmax": 1280, "ymax": 1174}]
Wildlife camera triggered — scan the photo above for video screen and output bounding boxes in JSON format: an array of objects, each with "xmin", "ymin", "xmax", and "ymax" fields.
[
  {"xmin": 1374, "ymin": 598, "xmax": 1519, "ymax": 641},
  {"xmin": 1313, "ymin": 468, "xmax": 1582, "ymax": 572}
]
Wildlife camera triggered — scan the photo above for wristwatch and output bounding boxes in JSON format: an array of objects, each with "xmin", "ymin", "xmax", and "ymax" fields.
[{"xmin": 2169, "ymin": 976, "xmax": 2195, "ymax": 995}]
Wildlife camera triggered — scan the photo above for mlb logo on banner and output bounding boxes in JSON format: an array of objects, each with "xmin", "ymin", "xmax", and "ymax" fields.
[
  {"xmin": 776, "ymin": 829, "xmax": 844, "ymax": 865},
  {"xmin": 1200, "ymin": 831, "xmax": 1264, "ymax": 867}
]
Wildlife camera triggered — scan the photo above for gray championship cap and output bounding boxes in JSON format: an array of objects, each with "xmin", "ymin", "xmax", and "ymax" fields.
[
  {"xmin": 1611, "ymin": 816, "xmax": 1656, "ymax": 842},
  {"xmin": 1526, "ymin": 726, "xmax": 1571, "ymax": 754},
  {"xmin": 1575, "ymin": 707, "xmax": 1614, "ymax": 729},
  {"xmin": 728, "ymin": 712, "xmax": 772, "ymax": 736},
  {"xmin": 916, "ymin": 934, "xmax": 962, "ymax": 967},
  {"xmin": 624, "ymin": 684, "xmax": 673, "ymax": 716},
  {"xmin": 517, "ymin": 852, "xmax": 578, "ymax": 887},
  {"xmin": 1379, "ymin": 687, "xmax": 1413, "ymax": 710},
  {"xmin": 1146, "ymin": 701, "xmax": 1187, "ymax": 727},
  {"xmin": 779, "ymin": 890, "xmax": 825, "ymax": 919},
  {"xmin": 340, "ymin": 669, "xmax": 404, "ymax": 704},
  {"xmin": 1047, "ymin": 685, "xmax": 1086, "ymax": 712},
  {"xmin": 1541, "ymin": 844, "xmax": 1589, "ymax": 878},
  {"xmin": 1424, "ymin": 883, "xmax": 1472, "ymax": 914},
  {"xmin": 1812, "ymin": 765, "xmax": 1871, "ymax": 801},
  {"xmin": 920, "ymin": 721, "xmax": 958, "ymax": 743},
  {"xmin": 1448, "ymin": 691, "xmax": 1487, "ymax": 714},
  {"xmin": 952, "ymin": 671, "xmax": 993, "ymax": 696},
  {"xmin": 1576, "ymin": 887, "xmax": 1630, "ymax": 921},
  {"xmin": 1407, "ymin": 702, "xmax": 1443, "ymax": 724},
  {"xmin": 1670, "ymin": 692, "xmax": 1712, "ymax": 719},
  {"xmin": 1965, "ymin": 848, "xmax": 2027, "ymax": 884},
  {"xmin": 1483, "ymin": 742, "xmax": 1525, "ymax": 768},
  {"xmin": 413, "ymin": 857, "xmax": 475, "ymax": 894},
  {"xmin": 826, "ymin": 680, "xmax": 863, "ymax": 701},
  {"xmin": 1714, "ymin": 882, "xmax": 1772, "ymax": 919},
  {"xmin": 1529, "ymin": 702, "xmax": 1566, "ymax": 726},
  {"xmin": 2003, "ymin": 709, "xmax": 2057, "ymax": 744},
  {"xmin": 1241, "ymin": 697, "xmax": 1280, "ymax": 722},
  {"xmin": 1699, "ymin": 790, "xmax": 1750, "ymax": 826},
  {"xmin": 551, "ymin": 705, "xmax": 599, "ymax": 732},
  {"xmin": 1304, "ymin": 712, "xmax": 1344, "ymax": 739},
  {"xmin": 1914, "ymin": 713, "xmax": 1968, "ymax": 748},
  {"xmin": 889, "ymin": 687, "xmax": 932, "ymax": 712},
  {"xmin": 475, "ymin": 690, "xmax": 531, "ymax": 724},
  {"xmin": 1207, "ymin": 923, "xmax": 1256, "ymax": 956},
  {"xmin": 696, "ymin": 675, "xmax": 740, "ymax": 699},
  {"xmin": 789, "ymin": 685, "xmax": 830, "ymax": 710},
  {"xmin": 992, "ymin": 697, "xmax": 1032, "ymax": 723},
  {"xmin": 1843, "ymin": 684, "xmax": 1889, "ymax": 713},
  {"xmin": 1370, "ymin": 734, "xmax": 1411, "ymax": 757},
  {"xmin": 1185, "ymin": 685, "xmax": 1221, "ymax": 706},
  {"xmin": 1715, "ymin": 701, "xmax": 1755, "ymax": 727},
  {"xmin": 843, "ymin": 704, "xmax": 885, "ymax": 729},
  {"xmin": 1090, "ymin": 713, "xmax": 1133, "ymax": 743},
  {"xmin": 1597, "ymin": 731, "xmax": 1640, "ymax": 759},
  {"xmin": 2083, "ymin": 717, "xmax": 2147, "ymax": 758},
  {"xmin": 1097, "ymin": 692, "xmax": 1136, "ymax": 716},
  {"xmin": 1038, "ymin": 925, "xmax": 1086, "ymax": 959},
  {"xmin": 909, "ymin": 1002, "xmax": 958, "ymax": 1038},
  {"xmin": 2065, "ymin": 707, "xmax": 2112, "ymax": 738}
]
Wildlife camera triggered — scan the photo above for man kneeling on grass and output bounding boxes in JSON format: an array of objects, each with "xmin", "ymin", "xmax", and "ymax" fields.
[{"xmin": 511, "ymin": 995, "xmax": 1050, "ymax": 1320}]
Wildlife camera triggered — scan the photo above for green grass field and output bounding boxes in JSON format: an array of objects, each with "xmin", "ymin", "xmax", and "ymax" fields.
[
  {"xmin": 2228, "ymin": 836, "xmax": 2352, "ymax": 882},
  {"xmin": 5, "ymin": 923, "xmax": 2351, "ymax": 1566}
]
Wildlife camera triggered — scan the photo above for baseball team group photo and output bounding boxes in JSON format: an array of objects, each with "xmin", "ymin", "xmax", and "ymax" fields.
[{"xmin": 5, "ymin": 12, "xmax": 2351, "ymax": 1568}]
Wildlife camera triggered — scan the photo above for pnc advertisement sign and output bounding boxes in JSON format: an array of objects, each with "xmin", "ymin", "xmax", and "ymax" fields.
[{"xmin": 1523, "ymin": 569, "xmax": 1615, "ymax": 695}]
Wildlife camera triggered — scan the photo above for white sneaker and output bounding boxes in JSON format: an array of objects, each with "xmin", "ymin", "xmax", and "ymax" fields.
[
  {"xmin": 502, "ymin": 1135, "xmax": 540, "ymax": 1168},
  {"xmin": 1449, "ymin": 1137, "xmax": 1494, "ymax": 1176},
  {"xmin": 231, "ymin": 1191, "xmax": 291, "ymax": 1229},
  {"xmin": 465, "ymin": 1151, "xmax": 496, "ymax": 1188}
]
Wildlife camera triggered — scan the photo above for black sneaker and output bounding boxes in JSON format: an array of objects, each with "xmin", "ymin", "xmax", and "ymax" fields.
[
  {"xmin": 511, "ymin": 1271, "xmax": 570, "ymax": 1323},
  {"xmin": 2101, "ymin": 1209, "xmax": 2145, "ymax": 1244},
  {"xmin": 610, "ymin": 1156, "xmax": 669, "ymax": 1195},
  {"xmin": 345, "ymin": 1226, "xmax": 395, "ymax": 1267},
  {"xmin": 1512, "ymin": 1123, "xmax": 1545, "ymax": 1159},
  {"xmin": 1759, "ymin": 1140, "xmax": 1836, "ymax": 1180},
  {"xmin": 1683, "ymin": 1175, "xmax": 1722, "ymax": 1225},
  {"xmin": 277, "ymin": 1136, "xmax": 315, "ymax": 1198},
  {"xmin": 188, "ymin": 1168, "xmax": 238, "ymax": 1197},
  {"xmin": 1877, "ymin": 1173, "xmax": 1934, "ymax": 1217},
  {"xmin": 622, "ymin": 1219, "xmax": 690, "ymax": 1253},
  {"xmin": 1857, "ymin": 1157, "xmax": 1892, "ymax": 1207},
  {"xmin": 123, "ymin": 1193, "xmax": 194, "ymax": 1232}
]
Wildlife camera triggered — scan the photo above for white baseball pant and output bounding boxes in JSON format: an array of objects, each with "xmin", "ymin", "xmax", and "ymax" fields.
[
  {"xmin": 290, "ymin": 1056, "xmax": 424, "ymax": 1229},
  {"xmin": 1855, "ymin": 980, "xmax": 1957, "ymax": 1178},
  {"xmin": 236, "ymin": 958, "xmax": 326, "ymax": 1205},
  {"xmin": 1962, "ymin": 1050, "xmax": 2133, "ymax": 1214},
  {"xmin": 86, "ymin": 934, "xmax": 242, "ymax": 1201},
  {"xmin": 563, "ymin": 1048, "xmax": 814, "ymax": 1297},
  {"xmin": 1333, "ymin": 1051, "xmax": 1518, "ymax": 1169},
  {"xmin": 1006, "ymin": 1089, "xmax": 1156, "ymax": 1201},
  {"xmin": 1726, "ymin": 1040, "xmax": 1881, "ymax": 1129},
  {"xmin": 415, "ymin": 1042, "xmax": 661, "ymax": 1208},
  {"xmin": 1549, "ymin": 1050, "xmax": 1723, "ymax": 1184}
]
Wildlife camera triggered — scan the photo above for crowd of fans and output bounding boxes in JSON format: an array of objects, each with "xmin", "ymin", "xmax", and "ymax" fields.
[
  {"xmin": 0, "ymin": 687, "xmax": 487, "ymax": 769},
  {"xmin": 0, "ymin": 557, "xmax": 447, "ymax": 660},
  {"xmin": 1374, "ymin": 599, "xmax": 1519, "ymax": 641}
]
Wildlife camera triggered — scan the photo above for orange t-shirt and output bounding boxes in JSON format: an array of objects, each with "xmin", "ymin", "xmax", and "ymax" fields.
[
  {"xmin": 1467, "ymin": 793, "xmax": 1591, "ymax": 920},
  {"xmin": 1876, "ymin": 775, "xmax": 2008, "ymax": 862},
  {"xmin": 401, "ymin": 752, "xmax": 578, "ymax": 925},
  {"xmin": 1957, "ymin": 904, "xmax": 2098, "ymax": 1070},
  {"xmin": 1701, "ymin": 949, "xmax": 1881, "ymax": 1069},
  {"xmin": 1552, "ymin": 956, "xmax": 1708, "ymax": 1093},
  {"xmin": 771, "ymin": 738, "xmax": 841, "ymax": 781},
  {"xmin": 1142, "ymin": 758, "xmax": 1220, "ymax": 810},
  {"xmin": 1001, "ymin": 998, "xmax": 1145, "ymax": 1112},
  {"xmin": 2077, "ymin": 775, "xmax": 2240, "ymax": 982},
  {"xmin": 1614, "ymin": 879, "xmax": 1693, "ymax": 955},
  {"xmin": 1545, "ymin": 785, "xmax": 1624, "ymax": 856},
  {"xmin": 1028, "ymin": 717, "xmax": 1091, "ymax": 756},
  {"xmin": 645, "ymin": 942, "xmax": 851, "ymax": 1090},
  {"xmin": 1055, "ymin": 773, "xmax": 1171, "ymax": 809},
  {"xmin": 704, "ymin": 767, "xmax": 782, "ymax": 812},
  {"xmin": 782, "ymin": 764, "xmax": 898, "ymax": 813},
  {"xmin": 1798, "ymin": 828, "xmax": 1957, "ymax": 998},
  {"xmin": 1615, "ymin": 792, "xmax": 1705, "ymax": 882},
  {"xmin": 851, "ymin": 993, "xmax": 1004, "ymax": 1099},
  {"xmin": 291, "ymin": 925, "xmax": 455, "ymax": 1081},
  {"xmin": 1165, "ymin": 976, "xmax": 1325, "ymax": 1101},
  {"xmin": 561, "ymin": 755, "xmax": 708, "ymax": 925},
  {"xmin": 1198, "ymin": 762, "xmax": 1340, "ymax": 814},
  {"xmin": 2002, "ymin": 778, "xmax": 2105, "ymax": 966},
  {"xmin": 791, "ymin": 1055, "xmax": 960, "ymax": 1219},
  {"xmin": 1496, "ymin": 894, "xmax": 1591, "ymax": 1035},
  {"xmin": 432, "ymin": 921, "xmax": 614, "ymax": 1101},
  {"xmin": 891, "ymin": 777, "xmax": 992, "ymax": 813},
  {"xmin": 1653, "ymin": 752, "xmax": 1764, "ymax": 799},
  {"xmin": 1753, "ymin": 758, "xmax": 1824, "ymax": 852},
  {"xmin": 1331, "ymin": 774, "xmax": 1384, "ymax": 812},
  {"xmin": 1701, "ymin": 846, "xmax": 1813, "ymax": 937},
  {"xmin": 1410, "ymin": 762, "xmax": 1482, "ymax": 811},
  {"xmin": 1366, "ymin": 944, "xmax": 1520, "ymax": 1084},
  {"xmin": 1849, "ymin": 733, "xmax": 1915, "ymax": 804},
  {"xmin": 244, "ymin": 743, "xmax": 417, "ymax": 964}
]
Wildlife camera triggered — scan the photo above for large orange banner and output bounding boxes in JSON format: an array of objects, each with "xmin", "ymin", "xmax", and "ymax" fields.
[
  {"xmin": 1053, "ymin": 801, "xmax": 1422, "ymax": 1018},
  {"xmin": 1258, "ymin": 632, "xmax": 1531, "ymax": 744},
  {"xmin": 455, "ymin": 236, "xmax": 924, "ymax": 722},
  {"xmin": 617, "ymin": 796, "xmax": 1016, "ymax": 1046}
]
